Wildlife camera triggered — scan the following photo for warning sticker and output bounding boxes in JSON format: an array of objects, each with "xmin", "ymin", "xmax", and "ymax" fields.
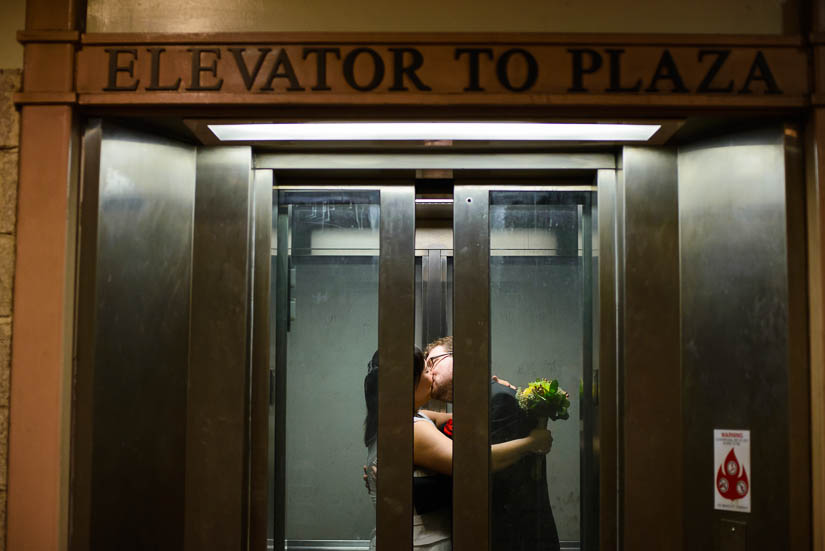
[{"xmin": 714, "ymin": 429, "xmax": 751, "ymax": 513}]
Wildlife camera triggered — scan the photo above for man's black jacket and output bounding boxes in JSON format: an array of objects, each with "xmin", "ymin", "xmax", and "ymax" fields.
[{"xmin": 490, "ymin": 381, "xmax": 561, "ymax": 551}]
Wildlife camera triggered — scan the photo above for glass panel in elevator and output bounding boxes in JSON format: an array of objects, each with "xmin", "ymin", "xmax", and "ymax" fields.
[
  {"xmin": 488, "ymin": 190, "xmax": 598, "ymax": 551},
  {"xmin": 269, "ymin": 190, "xmax": 380, "ymax": 549}
]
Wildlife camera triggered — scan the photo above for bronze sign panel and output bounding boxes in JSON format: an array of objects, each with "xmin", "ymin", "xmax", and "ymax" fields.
[{"xmin": 73, "ymin": 35, "xmax": 809, "ymax": 107}]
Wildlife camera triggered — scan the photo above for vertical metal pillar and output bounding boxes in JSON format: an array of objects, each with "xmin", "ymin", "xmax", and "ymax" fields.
[
  {"xmin": 272, "ymin": 200, "xmax": 289, "ymax": 551},
  {"xmin": 621, "ymin": 147, "xmax": 681, "ymax": 551},
  {"xmin": 452, "ymin": 185, "xmax": 491, "ymax": 551},
  {"xmin": 185, "ymin": 147, "xmax": 254, "ymax": 551},
  {"xmin": 377, "ymin": 185, "xmax": 416, "ymax": 550},
  {"xmin": 597, "ymin": 168, "xmax": 619, "ymax": 551},
  {"xmin": 580, "ymin": 195, "xmax": 596, "ymax": 551},
  {"xmin": 250, "ymin": 170, "xmax": 273, "ymax": 550}
]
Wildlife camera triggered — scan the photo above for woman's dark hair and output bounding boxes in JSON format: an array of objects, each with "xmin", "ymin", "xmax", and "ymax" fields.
[
  {"xmin": 363, "ymin": 351, "xmax": 379, "ymax": 447},
  {"xmin": 363, "ymin": 347, "xmax": 425, "ymax": 448},
  {"xmin": 413, "ymin": 346, "xmax": 425, "ymax": 387}
]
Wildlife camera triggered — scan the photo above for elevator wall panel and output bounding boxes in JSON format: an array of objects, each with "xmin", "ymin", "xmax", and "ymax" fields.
[
  {"xmin": 621, "ymin": 147, "xmax": 682, "ymax": 551},
  {"xmin": 84, "ymin": 123, "xmax": 197, "ymax": 550},
  {"xmin": 679, "ymin": 128, "xmax": 793, "ymax": 550}
]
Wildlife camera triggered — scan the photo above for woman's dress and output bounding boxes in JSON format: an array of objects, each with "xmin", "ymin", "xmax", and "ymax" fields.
[
  {"xmin": 366, "ymin": 412, "xmax": 451, "ymax": 551},
  {"xmin": 412, "ymin": 412, "xmax": 451, "ymax": 551}
]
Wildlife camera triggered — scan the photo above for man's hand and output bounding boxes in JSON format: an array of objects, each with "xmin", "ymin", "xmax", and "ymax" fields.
[{"xmin": 492, "ymin": 375, "xmax": 516, "ymax": 390}]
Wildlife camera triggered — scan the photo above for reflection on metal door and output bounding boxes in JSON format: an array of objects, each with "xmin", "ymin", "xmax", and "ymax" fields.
[{"xmin": 73, "ymin": 121, "xmax": 273, "ymax": 551}]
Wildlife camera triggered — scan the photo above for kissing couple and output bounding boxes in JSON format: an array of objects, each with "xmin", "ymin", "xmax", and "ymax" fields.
[{"xmin": 364, "ymin": 336, "xmax": 561, "ymax": 551}]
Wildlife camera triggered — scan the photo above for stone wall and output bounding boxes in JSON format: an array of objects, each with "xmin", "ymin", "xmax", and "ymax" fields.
[{"xmin": 0, "ymin": 68, "xmax": 20, "ymax": 551}]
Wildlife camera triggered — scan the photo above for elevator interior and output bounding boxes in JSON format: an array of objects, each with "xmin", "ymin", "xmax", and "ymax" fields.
[
  {"xmin": 271, "ymin": 182, "xmax": 597, "ymax": 550},
  {"xmin": 71, "ymin": 119, "xmax": 810, "ymax": 551}
]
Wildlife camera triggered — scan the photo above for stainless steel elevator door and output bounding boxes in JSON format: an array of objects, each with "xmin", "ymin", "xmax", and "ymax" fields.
[
  {"xmin": 271, "ymin": 190, "xmax": 381, "ymax": 548},
  {"xmin": 269, "ymin": 185, "xmax": 418, "ymax": 551},
  {"xmin": 487, "ymin": 190, "xmax": 598, "ymax": 550},
  {"xmin": 268, "ymin": 178, "xmax": 601, "ymax": 551}
]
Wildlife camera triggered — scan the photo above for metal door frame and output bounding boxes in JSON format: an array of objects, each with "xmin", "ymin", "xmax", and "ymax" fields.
[{"xmin": 264, "ymin": 157, "xmax": 618, "ymax": 551}]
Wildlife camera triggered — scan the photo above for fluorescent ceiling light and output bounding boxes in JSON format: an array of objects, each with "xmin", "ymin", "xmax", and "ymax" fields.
[{"xmin": 208, "ymin": 122, "xmax": 660, "ymax": 142}]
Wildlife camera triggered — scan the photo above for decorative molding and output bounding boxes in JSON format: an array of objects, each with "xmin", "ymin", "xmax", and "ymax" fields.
[
  {"xmin": 17, "ymin": 31, "xmax": 80, "ymax": 44},
  {"xmin": 79, "ymin": 32, "xmax": 806, "ymax": 47},
  {"xmin": 13, "ymin": 92, "xmax": 77, "ymax": 105}
]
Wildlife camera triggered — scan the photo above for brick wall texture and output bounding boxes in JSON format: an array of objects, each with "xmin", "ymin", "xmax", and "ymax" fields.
[{"xmin": 0, "ymin": 68, "xmax": 21, "ymax": 551}]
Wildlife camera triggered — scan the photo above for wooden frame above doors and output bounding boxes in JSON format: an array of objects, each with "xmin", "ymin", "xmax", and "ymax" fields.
[{"xmin": 15, "ymin": 31, "xmax": 812, "ymax": 114}]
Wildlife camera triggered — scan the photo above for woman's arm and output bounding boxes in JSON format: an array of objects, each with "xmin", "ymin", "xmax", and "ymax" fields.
[
  {"xmin": 414, "ymin": 420, "xmax": 454, "ymax": 475},
  {"xmin": 419, "ymin": 409, "xmax": 452, "ymax": 427},
  {"xmin": 414, "ymin": 422, "xmax": 552, "ymax": 475}
]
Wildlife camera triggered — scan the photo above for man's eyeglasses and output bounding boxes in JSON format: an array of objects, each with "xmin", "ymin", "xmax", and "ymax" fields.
[{"xmin": 425, "ymin": 352, "xmax": 452, "ymax": 371}]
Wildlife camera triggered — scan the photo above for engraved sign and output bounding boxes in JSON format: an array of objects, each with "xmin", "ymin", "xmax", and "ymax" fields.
[{"xmin": 74, "ymin": 36, "xmax": 809, "ymax": 108}]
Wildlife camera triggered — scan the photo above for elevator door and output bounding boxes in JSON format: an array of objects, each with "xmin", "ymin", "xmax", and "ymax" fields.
[
  {"xmin": 268, "ymin": 179, "xmax": 600, "ymax": 551},
  {"xmin": 269, "ymin": 189, "xmax": 383, "ymax": 547},
  {"xmin": 487, "ymin": 189, "xmax": 598, "ymax": 550},
  {"xmin": 75, "ymin": 123, "xmax": 808, "ymax": 551}
]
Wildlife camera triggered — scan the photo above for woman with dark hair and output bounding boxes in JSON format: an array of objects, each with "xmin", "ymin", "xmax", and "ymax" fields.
[
  {"xmin": 363, "ymin": 351, "xmax": 381, "ymax": 551},
  {"xmin": 363, "ymin": 350, "xmax": 380, "ymax": 451},
  {"xmin": 364, "ymin": 348, "xmax": 551, "ymax": 551},
  {"xmin": 366, "ymin": 347, "xmax": 452, "ymax": 549}
]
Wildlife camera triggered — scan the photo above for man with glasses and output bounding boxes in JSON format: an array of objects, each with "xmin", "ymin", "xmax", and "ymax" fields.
[
  {"xmin": 423, "ymin": 337, "xmax": 454, "ymax": 402},
  {"xmin": 424, "ymin": 336, "xmax": 561, "ymax": 551}
]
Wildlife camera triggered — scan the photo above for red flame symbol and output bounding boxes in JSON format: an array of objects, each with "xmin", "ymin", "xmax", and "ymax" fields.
[{"xmin": 716, "ymin": 448, "xmax": 749, "ymax": 500}]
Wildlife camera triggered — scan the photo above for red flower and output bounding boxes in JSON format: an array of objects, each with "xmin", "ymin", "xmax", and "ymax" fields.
[{"xmin": 442, "ymin": 419, "xmax": 453, "ymax": 437}]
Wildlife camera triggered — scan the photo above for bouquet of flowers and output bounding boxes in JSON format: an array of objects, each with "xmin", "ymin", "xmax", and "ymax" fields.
[
  {"xmin": 516, "ymin": 378, "xmax": 571, "ymax": 422},
  {"xmin": 516, "ymin": 378, "xmax": 570, "ymax": 479}
]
